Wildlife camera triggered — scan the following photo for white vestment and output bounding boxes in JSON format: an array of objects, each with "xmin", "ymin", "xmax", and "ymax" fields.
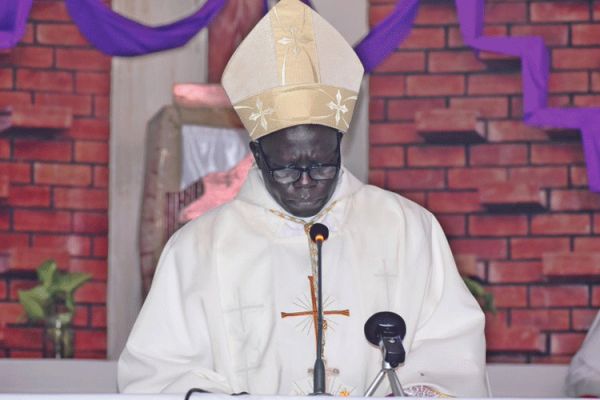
[
  {"xmin": 118, "ymin": 166, "xmax": 488, "ymax": 397},
  {"xmin": 565, "ymin": 310, "xmax": 600, "ymax": 396}
]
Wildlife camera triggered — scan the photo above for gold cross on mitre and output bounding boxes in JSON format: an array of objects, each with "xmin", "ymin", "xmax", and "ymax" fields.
[{"xmin": 280, "ymin": 275, "xmax": 350, "ymax": 350}]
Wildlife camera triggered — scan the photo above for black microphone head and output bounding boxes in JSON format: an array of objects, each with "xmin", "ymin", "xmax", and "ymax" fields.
[
  {"xmin": 364, "ymin": 311, "xmax": 406, "ymax": 346},
  {"xmin": 309, "ymin": 223, "xmax": 329, "ymax": 243}
]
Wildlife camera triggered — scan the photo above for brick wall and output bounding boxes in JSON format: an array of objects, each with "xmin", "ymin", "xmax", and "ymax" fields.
[
  {"xmin": 369, "ymin": 0, "xmax": 600, "ymax": 363},
  {"xmin": 0, "ymin": 0, "xmax": 110, "ymax": 358}
]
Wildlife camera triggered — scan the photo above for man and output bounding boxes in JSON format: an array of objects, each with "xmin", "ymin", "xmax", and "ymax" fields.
[
  {"xmin": 118, "ymin": 0, "xmax": 488, "ymax": 396},
  {"xmin": 565, "ymin": 310, "xmax": 600, "ymax": 397}
]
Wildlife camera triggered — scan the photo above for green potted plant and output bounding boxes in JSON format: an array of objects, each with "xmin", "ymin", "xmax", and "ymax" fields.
[{"xmin": 18, "ymin": 260, "xmax": 91, "ymax": 358}]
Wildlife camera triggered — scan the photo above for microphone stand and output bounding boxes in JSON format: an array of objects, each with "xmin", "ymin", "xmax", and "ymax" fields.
[{"xmin": 311, "ymin": 238, "xmax": 328, "ymax": 395}]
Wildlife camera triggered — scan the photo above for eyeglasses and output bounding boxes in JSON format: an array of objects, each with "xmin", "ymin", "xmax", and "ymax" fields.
[{"xmin": 256, "ymin": 133, "xmax": 342, "ymax": 185}]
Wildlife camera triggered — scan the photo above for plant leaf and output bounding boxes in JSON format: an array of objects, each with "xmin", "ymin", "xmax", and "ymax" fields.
[
  {"xmin": 54, "ymin": 272, "xmax": 92, "ymax": 295},
  {"xmin": 37, "ymin": 260, "xmax": 58, "ymax": 289},
  {"xmin": 18, "ymin": 286, "xmax": 51, "ymax": 322}
]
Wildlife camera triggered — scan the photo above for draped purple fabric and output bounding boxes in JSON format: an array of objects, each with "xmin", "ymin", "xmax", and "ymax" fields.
[
  {"xmin": 455, "ymin": 0, "xmax": 600, "ymax": 192},
  {"xmin": 63, "ymin": 0, "xmax": 227, "ymax": 56},
  {"xmin": 0, "ymin": 0, "xmax": 32, "ymax": 50}
]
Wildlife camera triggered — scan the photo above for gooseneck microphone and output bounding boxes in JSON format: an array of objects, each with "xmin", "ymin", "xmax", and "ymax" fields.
[{"xmin": 309, "ymin": 223, "xmax": 329, "ymax": 396}]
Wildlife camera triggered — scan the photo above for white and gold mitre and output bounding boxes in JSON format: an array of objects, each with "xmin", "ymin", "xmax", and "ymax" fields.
[{"xmin": 221, "ymin": 0, "xmax": 364, "ymax": 141}]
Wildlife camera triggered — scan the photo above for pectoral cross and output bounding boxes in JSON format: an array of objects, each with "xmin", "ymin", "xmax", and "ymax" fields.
[{"xmin": 281, "ymin": 276, "xmax": 350, "ymax": 350}]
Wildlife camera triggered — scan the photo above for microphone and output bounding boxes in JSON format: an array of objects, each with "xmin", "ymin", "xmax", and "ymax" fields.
[
  {"xmin": 309, "ymin": 223, "xmax": 329, "ymax": 243},
  {"xmin": 364, "ymin": 312, "xmax": 407, "ymax": 397},
  {"xmin": 309, "ymin": 223, "xmax": 329, "ymax": 395}
]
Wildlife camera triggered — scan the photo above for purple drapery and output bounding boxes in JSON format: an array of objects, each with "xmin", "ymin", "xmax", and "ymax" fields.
[
  {"xmin": 455, "ymin": 0, "xmax": 600, "ymax": 192},
  {"xmin": 64, "ymin": 0, "xmax": 227, "ymax": 56},
  {"xmin": 0, "ymin": 0, "xmax": 32, "ymax": 50}
]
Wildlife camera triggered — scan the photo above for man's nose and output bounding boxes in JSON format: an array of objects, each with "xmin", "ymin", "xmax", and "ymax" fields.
[{"xmin": 295, "ymin": 170, "xmax": 315, "ymax": 187}]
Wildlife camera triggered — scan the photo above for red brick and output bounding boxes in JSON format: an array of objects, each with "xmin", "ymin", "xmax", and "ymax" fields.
[
  {"xmin": 574, "ymin": 95, "xmax": 600, "ymax": 107},
  {"xmin": 429, "ymin": 191, "xmax": 482, "ymax": 213},
  {"xmin": 511, "ymin": 238, "xmax": 570, "ymax": 259},
  {"xmin": 488, "ymin": 285, "xmax": 528, "ymax": 308},
  {"xmin": 594, "ymin": 287, "xmax": 600, "ymax": 306},
  {"xmin": 512, "ymin": 309, "xmax": 570, "ymax": 331},
  {"xmin": 470, "ymin": 144, "xmax": 527, "ymax": 166},
  {"xmin": 0, "ymin": 91, "xmax": 32, "ymax": 108},
  {"xmin": 509, "ymin": 167, "xmax": 568, "ymax": 189},
  {"xmin": 370, "ymin": 76, "xmax": 405, "ymax": 97},
  {"xmin": 16, "ymin": 70, "xmax": 73, "ymax": 93},
  {"xmin": 488, "ymin": 121, "xmax": 547, "ymax": 142},
  {"xmin": 75, "ymin": 72, "xmax": 110, "ymax": 95},
  {"xmin": 415, "ymin": 109, "xmax": 484, "ymax": 143},
  {"xmin": 551, "ymin": 190, "xmax": 600, "ymax": 211},
  {"xmin": 373, "ymin": 52, "xmax": 425, "ymax": 73},
  {"xmin": 34, "ymin": 163, "xmax": 92, "ymax": 186},
  {"xmin": 0, "ymin": 233, "xmax": 29, "ymax": 251},
  {"xmin": 91, "ymin": 306, "xmax": 107, "ymax": 328},
  {"xmin": 406, "ymin": 75, "xmax": 465, "ymax": 96},
  {"xmin": 543, "ymin": 253, "xmax": 600, "ymax": 277},
  {"xmin": 13, "ymin": 139, "xmax": 72, "ymax": 162},
  {"xmin": 387, "ymin": 169, "xmax": 445, "ymax": 190},
  {"xmin": 595, "ymin": 1, "xmax": 600, "ymax": 20},
  {"xmin": 532, "ymin": 214, "xmax": 591, "ymax": 235},
  {"xmin": 74, "ymin": 330, "xmax": 106, "ymax": 352},
  {"xmin": 0, "ymin": 68, "xmax": 14, "ymax": 89},
  {"xmin": 512, "ymin": 95, "xmax": 570, "ymax": 119},
  {"xmin": 468, "ymin": 74, "xmax": 522, "ymax": 95},
  {"xmin": 29, "ymin": 2, "xmax": 70, "ymax": 21},
  {"xmin": 93, "ymin": 237, "xmax": 108, "ymax": 257},
  {"xmin": 9, "ymin": 351, "xmax": 44, "ymax": 358},
  {"xmin": 74, "ymin": 212, "xmax": 108, "ymax": 234},
  {"xmin": 398, "ymin": 191, "xmax": 426, "ymax": 208},
  {"xmin": 450, "ymin": 238, "xmax": 507, "ymax": 259},
  {"xmin": 21, "ymin": 23, "xmax": 34, "ymax": 44},
  {"xmin": 368, "ymin": 170, "xmax": 385, "ymax": 187},
  {"xmin": 0, "ymin": 162, "xmax": 31, "ymax": 183},
  {"xmin": 575, "ymin": 237, "xmax": 600, "ymax": 252},
  {"xmin": 94, "ymin": 96, "xmax": 109, "ymax": 118},
  {"xmin": 437, "ymin": 215, "xmax": 466, "ymax": 237},
  {"xmin": 594, "ymin": 72, "xmax": 600, "ymax": 91},
  {"xmin": 13, "ymin": 210, "xmax": 72, "ymax": 233},
  {"xmin": 511, "ymin": 24, "xmax": 569, "ymax": 46},
  {"xmin": 74, "ymin": 141, "xmax": 108, "ymax": 164},
  {"xmin": 0, "ymin": 139, "xmax": 9, "ymax": 159},
  {"xmin": 35, "ymin": 93, "xmax": 93, "ymax": 117},
  {"xmin": 369, "ymin": 98, "xmax": 385, "ymax": 121},
  {"xmin": 93, "ymin": 166, "xmax": 108, "ymax": 188},
  {"xmin": 4, "ymin": 325, "xmax": 44, "ymax": 349},
  {"xmin": 571, "ymin": 24, "xmax": 600, "ymax": 46},
  {"xmin": 428, "ymin": 51, "xmax": 486, "ymax": 73},
  {"xmin": 0, "ymin": 303, "xmax": 23, "ymax": 325},
  {"xmin": 449, "ymin": 97, "xmax": 509, "ymax": 119},
  {"xmin": 387, "ymin": 98, "xmax": 446, "ymax": 121},
  {"xmin": 596, "ymin": 213, "xmax": 600, "ymax": 234},
  {"xmin": 532, "ymin": 144, "xmax": 585, "ymax": 165},
  {"xmin": 9, "ymin": 247, "xmax": 71, "ymax": 271},
  {"xmin": 414, "ymin": 4, "xmax": 457, "ymax": 25},
  {"xmin": 369, "ymin": 146, "xmax": 404, "ymax": 168},
  {"xmin": 489, "ymin": 261, "xmax": 543, "ymax": 283},
  {"xmin": 75, "ymin": 281, "xmax": 106, "ymax": 303},
  {"xmin": 72, "ymin": 305, "xmax": 89, "ymax": 327},
  {"xmin": 407, "ymin": 146, "xmax": 465, "ymax": 167},
  {"xmin": 9, "ymin": 46, "xmax": 53, "ymax": 68},
  {"xmin": 448, "ymin": 168, "xmax": 507, "ymax": 189},
  {"xmin": 530, "ymin": 2, "xmax": 591, "ymax": 22},
  {"xmin": 33, "ymin": 235, "xmax": 91, "ymax": 257},
  {"xmin": 7, "ymin": 185, "xmax": 51, "ymax": 207},
  {"xmin": 9, "ymin": 105, "xmax": 73, "ymax": 130},
  {"xmin": 486, "ymin": 3, "xmax": 527, "ymax": 23},
  {"xmin": 572, "ymin": 309, "xmax": 599, "ymax": 330},
  {"xmin": 54, "ymin": 188, "xmax": 108, "ymax": 210},
  {"xmin": 469, "ymin": 215, "xmax": 528, "ymax": 237},
  {"xmin": 399, "ymin": 28, "xmax": 446, "ymax": 50},
  {"xmin": 448, "ymin": 25, "xmax": 507, "ymax": 49},
  {"xmin": 370, "ymin": 123, "xmax": 422, "ymax": 145},
  {"xmin": 0, "ymin": 207, "xmax": 10, "ymax": 229},
  {"xmin": 56, "ymin": 49, "xmax": 111, "ymax": 72},
  {"xmin": 550, "ymin": 333, "xmax": 586, "ymax": 356},
  {"xmin": 553, "ymin": 49, "xmax": 600, "ymax": 69},
  {"xmin": 530, "ymin": 285, "xmax": 589, "ymax": 307},
  {"xmin": 70, "ymin": 258, "xmax": 107, "ymax": 280},
  {"xmin": 36, "ymin": 24, "xmax": 88, "ymax": 46},
  {"xmin": 369, "ymin": 5, "xmax": 393, "ymax": 26},
  {"xmin": 485, "ymin": 314, "xmax": 544, "ymax": 352},
  {"xmin": 0, "ymin": 281, "xmax": 6, "ymax": 300},
  {"xmin": 549, "ymin": 72, "xmax": 589, "ymax": 93},
  {"xmin": 65, "ymin": 119, "xmax": 109, "ymax": 140}
]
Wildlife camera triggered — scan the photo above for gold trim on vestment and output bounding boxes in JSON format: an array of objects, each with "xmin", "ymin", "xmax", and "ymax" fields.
[{"xmin": 234, "ymin": 84, "xmax": 358, "ymax": 140}]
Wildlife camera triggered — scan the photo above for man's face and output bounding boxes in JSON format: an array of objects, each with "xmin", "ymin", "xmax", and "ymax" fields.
[{"xmin": 251, "ymin": 125, "xmax": 342, "ymax": 218}]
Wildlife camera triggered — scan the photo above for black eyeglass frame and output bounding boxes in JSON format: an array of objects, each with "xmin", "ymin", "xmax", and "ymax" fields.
[{"xmin": 255, "ymin": 131, "xmax": 343, "ymax": 185}]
